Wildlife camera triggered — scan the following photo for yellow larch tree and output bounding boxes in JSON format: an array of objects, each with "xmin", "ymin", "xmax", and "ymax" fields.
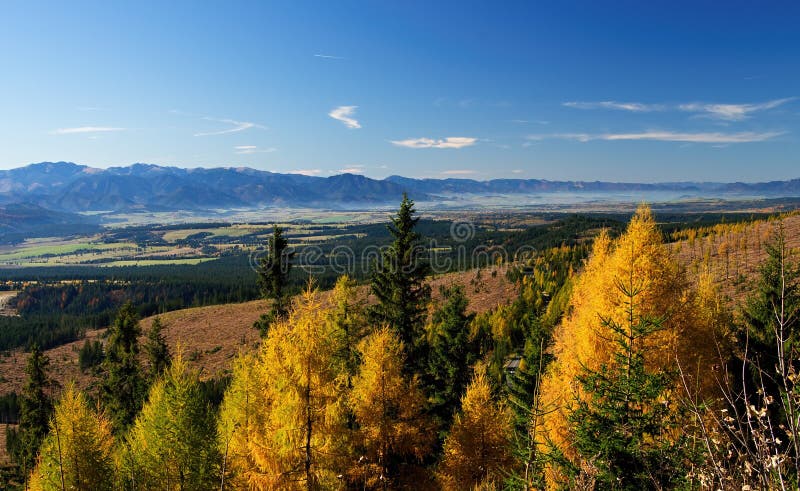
[
  {"xmin": 536, "ymin": 204, "xmax": 723, "ymax": 485},
  {"xmin": 29, "ymin": 384, "xmax": 116, "ymax": 491},
  {"xmin": 437, "ymin": 371, "xmax": 514, "ymax": 490},
  {"xmin": 349, "ymin": 327, "xmax": 434, "ymax": 490},
  {"xmin": 218, "ymin": 284, "xmax": 350, "ymax": 490},
  {"xmin": 120, "ymin": 352, "xmax": 220, "ymax": 490}
]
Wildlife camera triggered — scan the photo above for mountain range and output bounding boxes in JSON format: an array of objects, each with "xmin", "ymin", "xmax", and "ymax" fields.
[{"xmin": 2, "ymin": 162, "xmax": 800, "ymax": 214}]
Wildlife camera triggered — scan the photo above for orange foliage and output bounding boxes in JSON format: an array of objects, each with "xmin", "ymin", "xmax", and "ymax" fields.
[{"xmin": 537, "ymin": 205, "xmax": 724, "ymax": 485}]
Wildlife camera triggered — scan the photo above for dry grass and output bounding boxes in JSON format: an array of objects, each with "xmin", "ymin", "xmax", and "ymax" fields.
[
  {"xmin": 0, "ymin": 424, "xmax": 10, "ymax": 465},
  {"xmin": 671, "ymin": 212, "xmax": 800, "ymax": 304},
  {"xmin": 0, "ymin": 266, "xmax": 517, "ymax": 399}
]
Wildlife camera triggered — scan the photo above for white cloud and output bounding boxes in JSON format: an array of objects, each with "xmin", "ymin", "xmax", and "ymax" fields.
[
  {"xmin": 328, "ymin": 106, "xmax": 361, "ymax": 129},
  {"xmin": 287, "ymin": 169, "xmax": 322, "ymax": 176},
  {"xmin": 678, "ymin": 98, "xmax": 795, "ymax": 121},
  {"xmin": 441, "ymin": 169, "xmax": 478, "ymax": 176},
  {"xmin": 511, "ymin": 169, "xmax": 524, "ymax": 174},
  {"xmin": 338, "ymin": 165, "xmax": 365, "ymax": 174},
  {"xmin": 194, "ymin": 118, "xmax": 266, "ymax": 137},
  {"xmin": 391, "ymin": 137, "xmax": 477, "ymax": 149},
  {"xmin": 314, "ymin": 53, "xmax": 344, "ymax": 60},
  {"xmin": 564, "ymin": 98, "xmax": 795, "ymax": 121},
  {"xmin": 564, "ymin": 101, "xmax": 664, "ymax": 112},
  {"xmin": 234, "ymin": 145, "xmax": 276, "ymax": 155},
  {"xmin": 52, "ymin": 126, "xmax": 124, "ymax": 135},
  {"xmin": 528, "ymin": 131, "xmax": 784, "ymax": 144}
]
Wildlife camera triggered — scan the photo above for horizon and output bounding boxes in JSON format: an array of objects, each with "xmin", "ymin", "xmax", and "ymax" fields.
[
  {"xmin": 7, "ymin": 160, "xmax": 800, "ymax": 185},
  {"xmin": 1, "ymin": 2, "xmax": 799, "ymax": 181}
]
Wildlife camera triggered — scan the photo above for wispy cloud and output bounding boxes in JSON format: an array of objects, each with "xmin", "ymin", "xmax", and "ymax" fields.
[
  {"xmin": 528, "ymin": 130, "xmax": 784, "ymax": 144},
  {"xmin": 314, "ymin": 53, "xmax": 344, "ymax": 60},
  {"xmin": 564, "ymin": 98, "xmax": 796, "ymax": 121},
  {"xmin": 510, "ymin": 119, "xmax": 550, "ymax": 125},
  {"xmin": 288, "ymin": 169, "xmax": 322, "ymax": 176},
  {"xmin": 338, "ymin": 165, "xmax": 365, "ymax": 174},
  {"xmin": 328, "ymin": 106, "xmax": 361, "ymax": 129},
  {"xmin": 678, "ymin": 98, "xmax": 795, "ymax": 121},
  {"xmin": 52, "ymin": 126, "xmax": 125, "ymax": 135},
  {"xmin": 511, "ymin": 169, "xmax": 524, "ymax": 174},
  {"xmin": 234, "ymin": 145, "xmax": 276, "ymax": 155},
  {"xmin": 391, "ymin": 137, "xmax": 477, "ymax": 149},
  {"xmin": 194, "ymin": 117, "xmax": 266, "ymax": 137},
  {"xmin": 564, "ymin": 101, "xmax": 664, "ymax": 112},
  {"xmin": 441, "ymin": 169, "xmax": 478, "ymax": 176}
]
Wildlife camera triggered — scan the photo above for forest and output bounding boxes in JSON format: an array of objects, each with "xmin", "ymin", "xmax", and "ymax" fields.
[{"xmin": 2, "ymin": 195, "xmax": 799, "ymax": 490}]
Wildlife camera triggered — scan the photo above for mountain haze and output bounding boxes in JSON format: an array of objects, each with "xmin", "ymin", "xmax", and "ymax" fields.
[{"xmin": 2, "ymin": 162, "xmax": 800, "ymax": 213}]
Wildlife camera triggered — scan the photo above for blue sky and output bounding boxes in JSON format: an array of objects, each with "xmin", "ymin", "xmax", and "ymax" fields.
[{"xmin": 1, "ymin": 1, "xmax": 798, "ymax": 182}]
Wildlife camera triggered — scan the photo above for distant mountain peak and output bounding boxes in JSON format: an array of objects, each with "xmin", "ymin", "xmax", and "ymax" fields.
[{"xmin": 0, "ymin": 162, "xmax": 798, "ymax": 213}]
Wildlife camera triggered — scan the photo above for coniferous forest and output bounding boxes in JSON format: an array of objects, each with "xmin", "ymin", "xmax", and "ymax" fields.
[{"xmin": 1, "ymin": 194, "xmax": 799, "ymax": 490}]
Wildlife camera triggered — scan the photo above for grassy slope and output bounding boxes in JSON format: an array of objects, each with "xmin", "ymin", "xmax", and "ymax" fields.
[{"xmin": 0, "ymin": 266, "xmax": 517, "ymax": 398}]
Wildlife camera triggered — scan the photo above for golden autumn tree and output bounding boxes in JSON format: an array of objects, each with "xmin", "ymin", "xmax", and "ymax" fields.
[
  {"xmin": 120, "ymin": 352, "xmax": 220, "ymax": 490},
  {"xmin": 217, "ymin": 350, "xmax": 270, "ymax": 490},
  {"xmin": 29, "ymin": 384, "xmax": 116, "ymax": 491},
  {"xmin": 536, "ymin": 204, "xmax": 722, "ymax": 485},
  {"xmin": 349, "ymin": 327, "xmax": 434, "ymax": 490},
  {"xmin": 437, "ymin": 371, "xmax": 514, "ymax": 490},
  {"xmin": 218, "ymin": 284, "xmax": 350, "ymax": 490}
]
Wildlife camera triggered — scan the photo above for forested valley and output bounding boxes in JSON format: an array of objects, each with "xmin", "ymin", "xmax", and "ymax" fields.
[{"xmin": 2, "ymin": 195, "xmax": 800, "ymax": 490}]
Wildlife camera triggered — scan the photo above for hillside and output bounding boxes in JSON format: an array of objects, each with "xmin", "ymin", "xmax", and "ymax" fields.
[{"xmin": 0, "ymin": 266, "xmax": 517, "ymax": 397}]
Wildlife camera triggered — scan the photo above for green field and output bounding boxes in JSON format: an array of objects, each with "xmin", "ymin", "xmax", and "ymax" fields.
[{"xmin": 0, "ymin": 241, "xmax": 138, "ymax": 262}]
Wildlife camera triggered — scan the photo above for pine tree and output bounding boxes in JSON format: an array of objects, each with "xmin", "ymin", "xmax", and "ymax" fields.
[
  {"xmin": 28, "ymin": 384, "xmax": 115, "ymax": 491},
  {"xmin": 369, "ymin": 193, "xmax": 431, "ymax": 373},
  {"xmin": 100, "ymin": 302, "xmax": 145, "ymax": 432},
  {"xmin": 425, "ymin": 284, "xmax": 475, "ymax": 427},
  {"xmin": 565, "ymin": 276, "xmax": 697, "ymax": 489},
  {"xmin": 328, "ymin": 275, "xmax": 368, "ymax": 384},
  {"xmin": 11, "ymin": 345, "xmax": 53, "ymax": 482},
  {"xmin": 144, "ymin": 316, "xmax": 172, "ymax": 382},
  {"xmin": 738, "ymin": 224, "xmax": 800, "ymax": 399},
  {"xmin": 78, "ymin": 339, "xmax": 104, "ymax": 372},
  {"xmin": 350, "ymin": 327, "xmax": 434, "ymax": 489},
  {"xmin": 121, "ymin": 353, "xmax": 220, "ymax": 491},
  {"xmin": 437, "ymin": 371, "xmax": 514, "ymax": 490},
  {"xmin": 254, "ymin": 225, "xmax": 295, "ymax": 336}
]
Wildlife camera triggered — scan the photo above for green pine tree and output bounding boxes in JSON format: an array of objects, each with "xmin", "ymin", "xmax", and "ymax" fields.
[
  {"xmin": 254, "ymin": 225, "xmax": 295, "ymax": 336},
  {"xmin": 369, "ymin": 193, "xmax": 431, "ymax": 373},
  {"xmin": 144, "ymin": 316, "xmax": 172, "ymax": 383},
  {"xmin": 565, "ymin": 275, "xmax": 698, "ymax": 490},
  {"xmin": 737, "ymin": 224, "xmax": 800, "ymax": 403},
  {"xmin": 10, "ymin": 345, "xmax": 53, "ymax": 482},
  {"xmin": 100, "ymin": 302, "xmax": 146, "ymax": 432},
  {"xmin": 425, "ymin": 284, "xmax": 475, "ymax": 427}
]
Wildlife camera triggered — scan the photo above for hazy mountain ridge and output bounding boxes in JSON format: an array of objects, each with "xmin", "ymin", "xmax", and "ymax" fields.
[
  {"xmin": 2, "ymin": 162, "xmax": 800, "ymax": 213},
  {"xmin": 0, "ymin": 202, "xmax": 101, "ymax": 242}
]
